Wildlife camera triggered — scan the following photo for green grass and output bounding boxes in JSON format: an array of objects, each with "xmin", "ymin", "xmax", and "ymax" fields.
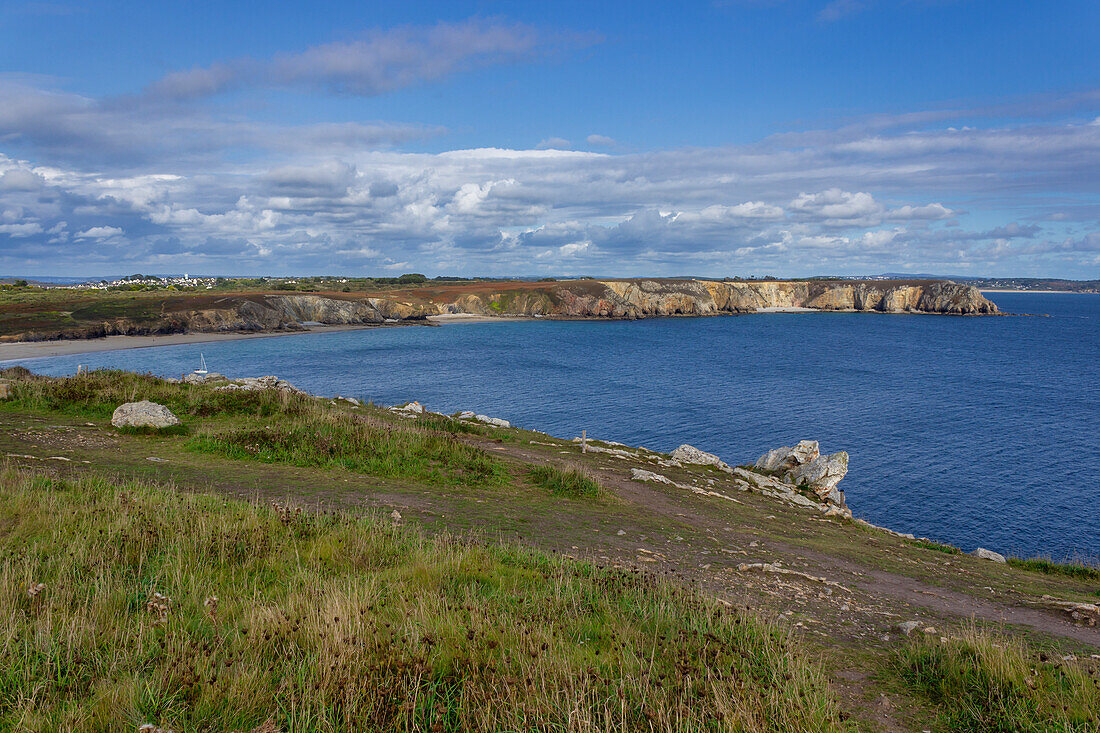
[
  {"xmin": 892, "ymin": 626, "xmax": 1099, "ymax": 732},
  {"xmin": 528, "ymin": 464, "xmax": 603, "ymax": 499},
  {"xmin": 0, "ymin": 466, "xmax": 844, "ymax": 732},
  {"xmin": 1007, "ymin": 557, "xmax": 1100, "ymax": 582},
  {"xmin": 0, "ymin": 369, "xmax": 315, "ymax": 420},
  {"xmin": 911, "ymin": 539, "xmax": 962, "ymax": 555},
  {"xmin": 189, "ymin": 411, "xmax": 508, "ymax": 488}
]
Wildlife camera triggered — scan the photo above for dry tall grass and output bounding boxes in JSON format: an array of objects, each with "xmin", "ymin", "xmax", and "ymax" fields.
[{"xmin": 0, "ymin": 466, "xmax": 844, "ymax": 732}]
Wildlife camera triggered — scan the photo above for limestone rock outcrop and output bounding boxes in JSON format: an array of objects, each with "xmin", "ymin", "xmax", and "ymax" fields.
[
  {"xmin": 755, "ymin": 440, "xmax": 849, "ymax": 505},
  {"xmin": 974, "ymin": 547, "xmax": 1007, "ymax": 563},
  {"xmin": 111, "ymin": 401, "xmax": 181, "ymax": 429},
  {"xmin": 671, "ymin": 444, "xmax": 733, "ymax": 473},
  {"xmin": 214, "ymin": 375, "xmax": 305, "ymax": 394}
]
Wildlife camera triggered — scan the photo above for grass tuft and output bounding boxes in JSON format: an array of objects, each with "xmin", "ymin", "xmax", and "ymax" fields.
[
  {"xmin": 528, "ymin": 464, "xmax": 603, "ymax": 499},
  {"xmin": 1007, "ymin": 556, "xmax": 1100, "ymax": 582},
  {"xmin": 892, "ymin": 625, "xmax": 1099, "ymax": 732},
  {"xmin": 189, "ymin": 410, "xmax": 507, "ymax": 487},
  {"xmin": 912, "ymin": 539, "xmax": 961, "ymax": 555}
]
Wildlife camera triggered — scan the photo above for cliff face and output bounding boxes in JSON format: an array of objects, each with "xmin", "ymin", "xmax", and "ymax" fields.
[
  {"xmin": 180, "ymin": 279, "xmax": 996, "ymax": 332},
  {"xmin": 439, "ymin": 279, "xmax": 998, "ymax": 318},
  {"xmin": 5, "ymin": 279, "xmax": 999, "ymax": 342}
]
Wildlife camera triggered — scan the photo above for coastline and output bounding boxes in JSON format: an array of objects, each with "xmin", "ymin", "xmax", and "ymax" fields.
[
  {"xmin": 0, "ymin": 304, "xmax": 1002, "ymax": 361},
  {"xmin": 0, "ymin": 315, "xmax": 533, "ymax": 361},
  {"xmin": 980, "ymin": 289, "xmax": 1097, "ymax": 294},
  {"xmin": 0, "ymin": 323, "xmax": 387, "ymax": 361}
]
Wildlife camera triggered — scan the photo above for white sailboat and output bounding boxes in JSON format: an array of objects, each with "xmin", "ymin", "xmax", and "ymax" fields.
[{"xmin": 194, "ymin": 353, "xmax": 208, "ymax": 375}]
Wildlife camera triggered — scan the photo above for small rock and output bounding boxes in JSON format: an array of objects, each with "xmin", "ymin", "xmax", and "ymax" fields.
[
  {"xmin": 670, "ymin": 444, "xmax": 733, "ymax": 472},
  {"xmin": 895, "ymin": 621, "xmax": 922, "ymax": 636},
  {"xmin": 840, "ymin": 603, "xmax": 850, "ymax": 612},
  {"xmin": 616, "ymin": 529, "xmax": 627, "ymax": 536},
  {"xmin": 111, "ymin": 401, "xmax": 181, "ymax": 430},
  {"xmin": 0, "ymin": 378, "xmax": 10, "ymax": 400},
  {"xmin": 973, "ymin": 547, "xmax": 1007, "ymax": 563},
  {"xmin": 923, "ymin": 626, "xmax": 938, "ymax": 634}
]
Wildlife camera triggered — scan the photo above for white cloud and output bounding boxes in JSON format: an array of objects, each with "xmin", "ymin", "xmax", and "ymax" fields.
[
  {"xmin": 76, "ymin": 226, "xmax": 123, "ymax": 239},
  {"xmin": 535, "ymin": 137, "xmax": 572, "ymax": 149},
  {"xmin": 586, "ymin": 134, "xmax": 617, "ymax": 147},
  {"xmin": 145, "ymin": 20, "xmax": 552, "ymax": 101},
  {"xmin": 0, "ymin": 222, "xmax": 43, "ymax": 237}
]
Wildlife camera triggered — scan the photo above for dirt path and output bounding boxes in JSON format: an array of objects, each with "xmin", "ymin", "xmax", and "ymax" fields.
[{"xmin": 486, "ymin": 438, "xmax": 1100, "ymax": 649}]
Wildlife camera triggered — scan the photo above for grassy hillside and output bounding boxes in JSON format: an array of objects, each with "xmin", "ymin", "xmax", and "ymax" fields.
[
  {"xmin": 0, "ymin": 468, "xmax": 841, "ymax": 732},
  {"xmin": 0, "ymin": 368, "xmax": 1097, "ymax": 731}
]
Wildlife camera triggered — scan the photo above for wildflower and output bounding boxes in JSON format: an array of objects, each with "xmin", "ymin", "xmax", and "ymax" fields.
[
  {"xmin": 27, "ymin": 582, "xmax": 46, "ymax": 599},
  {"xmin": 146, "ymin": 592, "xmax": 172, "ymax": 625}
]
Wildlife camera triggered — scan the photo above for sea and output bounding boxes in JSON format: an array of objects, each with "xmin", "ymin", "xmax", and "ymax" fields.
[{"xmin": 5, "ymin": 292, "xmax": 1098, "ymax": 560}]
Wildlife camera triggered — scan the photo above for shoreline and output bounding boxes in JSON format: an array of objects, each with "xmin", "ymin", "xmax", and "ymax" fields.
[
  {"xmin": 979, "ymin": 289, "xmax": 1098, "ymax": 294},
  {"xmin": 0, "ymin": 323, "xmax": 389, "ymax": 361},
  {"xmin": 0, "ymin": 315, "xmax": 532, "ymax": 361},
  {"xmin": 0, "ymin": 304, "xmax": 1004, "ymax": 361}
]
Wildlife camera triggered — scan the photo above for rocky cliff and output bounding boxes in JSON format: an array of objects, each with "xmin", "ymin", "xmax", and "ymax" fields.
[
  {"xmin": 5, "ymin": 278, "xmax": 998, "ymax": 342},
  {"xmin": 158, "ymin": 279, "xmax": 1001, "ymax": 334},
  {"xmin": 423, "ymin": 278, "xmax": 998, "ymax": 319}
]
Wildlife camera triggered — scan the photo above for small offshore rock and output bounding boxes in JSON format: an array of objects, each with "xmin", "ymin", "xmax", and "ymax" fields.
[
  {"xmin": 670, "ymin": 444, "xmax": 733, "ymax": 472},
  {"xmin": 973, "ymin": 547, "xmax": 1007, "ymax": 563},
  {"xmin": 111, "ymin": 401, "xmax": 181, "ymax": 429}
]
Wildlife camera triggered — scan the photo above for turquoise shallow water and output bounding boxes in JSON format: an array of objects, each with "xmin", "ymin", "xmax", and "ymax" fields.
[{"xmin": 7, "ymin": 292, "xmax": 1099, "ymax": 560}]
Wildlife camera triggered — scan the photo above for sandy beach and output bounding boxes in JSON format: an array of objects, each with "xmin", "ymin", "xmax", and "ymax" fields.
[
  {"xmin": 0, "ymin": 315, "xmax": 535, "ymax": 361},
  {"xmin": 0, "ymin": 324, "xmax": 387, "ymax": 361}
]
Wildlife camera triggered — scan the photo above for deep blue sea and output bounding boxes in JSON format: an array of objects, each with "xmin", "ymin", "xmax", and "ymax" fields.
[{"xmin": 6, "ymin": 292, "xmax": 1098, "ymax": 560}]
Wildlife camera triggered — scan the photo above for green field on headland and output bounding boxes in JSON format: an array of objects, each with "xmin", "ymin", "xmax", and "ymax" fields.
[{"xmin": 0, "ymin": 368, "xmax": 1097, "ymax": 732}]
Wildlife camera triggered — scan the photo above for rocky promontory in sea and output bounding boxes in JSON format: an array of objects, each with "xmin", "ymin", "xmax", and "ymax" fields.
[{"xmin": 3, "ymin": 277, "xmax": 998, "ymax": 342}]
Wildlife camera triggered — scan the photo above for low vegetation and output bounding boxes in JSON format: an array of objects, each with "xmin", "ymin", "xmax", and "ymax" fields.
[
  {"xmin": 892, "ymin": 625, "xmax": 1099, "ymax": 732},
  {"xmin": 911, "ymin": 539, "xmax": 962, "ymax": 555},
  {"xmin": 189, "ymin": 411, "xmax": 507, "ymax": 488},
  {"xmin": 528, "ymin": 464, "xmax": 603, "ymax": 499},
  {"xmin": 0, "ymin": 368, "xmax": 314, "ymax": 420},
  {"xmin": 0, "ymin": 467, "xmax": 843, "ymax": 732},
  {"xmin": 1007, "ymin": 556, "xmax": 1100, "ymax": 582}
]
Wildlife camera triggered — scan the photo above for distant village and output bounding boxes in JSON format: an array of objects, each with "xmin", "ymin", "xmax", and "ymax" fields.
[{"xmin": 62, "ymin": 274, "xmax": 218, "ymax": 290}]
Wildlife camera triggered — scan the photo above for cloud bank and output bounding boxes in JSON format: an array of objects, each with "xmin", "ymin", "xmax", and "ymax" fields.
[{"xmin": 0, "ymin": 19, "xmax": 1097, "ymax": 278}]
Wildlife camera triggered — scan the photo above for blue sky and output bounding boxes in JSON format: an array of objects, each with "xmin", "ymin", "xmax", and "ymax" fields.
[{"xmin": 0, "ymin": 0, "xmax": 1098, "ymax": 277}]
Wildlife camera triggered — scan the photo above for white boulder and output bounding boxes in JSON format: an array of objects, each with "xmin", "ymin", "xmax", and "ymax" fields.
[
  {"xmin": 973, "ymin": 547, "xmax": 1006, "ymax": 563},
  {"xmin": 111, "ymin": 401, "xmax": 181, "ymax": 430},
  {"xmin": 670, "ymin": 444, "xmax": 733, "ymax": 473}
]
